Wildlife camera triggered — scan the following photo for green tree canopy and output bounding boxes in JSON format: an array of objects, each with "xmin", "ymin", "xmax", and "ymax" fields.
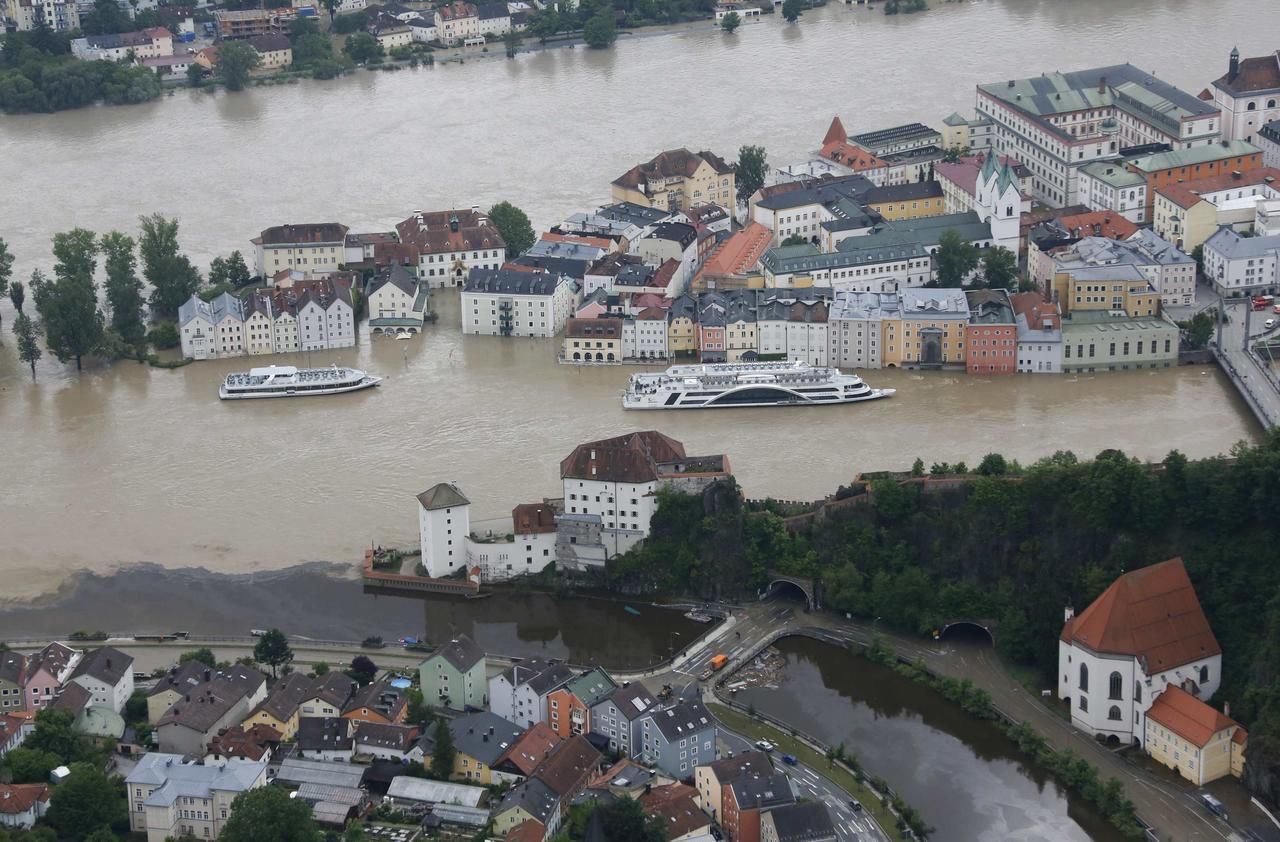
[
  {"xmin": 33, "ymin": 228, "xmax": 103, "ymax": 370},
  {"xmin": 720, "ymin": 10, "xmax": 740, "ymax": 32},
  {"xmin": 582, "ymin": 6, "xmax": 616, "ymax": 48},
  {"xmin": 734, "ymin": 144, "xmax": 767, "ymax": 204},
  {"xmin": 0, "ymin": 236, "xmax": 12, "ymax": 303},
  {"xmin": 45, "ymin": 763, "xmax": 126, "ymax": 840},
  {"xmin": 217, "ymin": 40, "xmax": 261, "ymax": 91},
  {"xmin": 781, "ymin": 0, "xmax": 802, "ymax": 22},
  {"xmin": 254, "ymin": 629, "xmax": 293, "ymax": 678},
  {"xmin": 979, "ymin": 245, "xmax": 1018, "ymax": 289},
  {"xmin": 343, "ymin": 32, "xmax": 383, "ymax": 64},
  {"xmin": 488, "ymin": 201, "xmax": 536, "ymax": 258},
  {"xmin": 219, "ymin": 785, "xmax": 321, "ymax": 842},
  {"xmin": 1, "ymin": 746, "xmax": 61, "ymax": 783},
  {"xmin": 180, "ymin": 647, "xmax": 218, "ymax": 667},
  {"xmin": 100, "ymin": 230, "xmax": 145, "ymax": 345},
  {"xmin": 12, "ymin": 312, "xmax": 42, "ymax": 381},
  {"xmin": 933, "ymin": 229, "xmax": 978, "ymax": 287},
  {"xmin": 10, "ymin": 278, "xmax": 25, "ymax": 313},
  {"xmin": 430, "ymin": 718, "xmax": 455, "ymax": 780},
  {"xmin": 139, "ymin": 214, "xmax": 201, "ymax": 320}
]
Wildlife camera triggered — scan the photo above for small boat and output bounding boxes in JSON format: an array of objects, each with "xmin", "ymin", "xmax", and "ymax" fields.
[
  {"xmin": 624, "ymin": 605, "xmax": 641, "ymax": 616},
  {"xmin": 684, "ymin": 611, "xmax": 714, "ymax": 624},
  {"xmin": 219, "ymin": 364, "xmax": 381, "ymax": 400}
]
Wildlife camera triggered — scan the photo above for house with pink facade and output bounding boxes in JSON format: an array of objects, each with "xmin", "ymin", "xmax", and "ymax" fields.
[{"xmin": 23, "ymin": 643, "xmax": 81, "ymax": 711}]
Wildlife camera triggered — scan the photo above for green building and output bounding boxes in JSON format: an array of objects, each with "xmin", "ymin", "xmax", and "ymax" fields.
[
  {"xmin": 1060, "ymin": 310, "xmax": 1179, "ymax": 372},
  {"xmin": 419, "ymin": 635, "xmax": 487, "ymax": 711}
]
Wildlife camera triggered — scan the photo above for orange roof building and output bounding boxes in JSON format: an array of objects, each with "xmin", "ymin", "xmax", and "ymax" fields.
[
  {"xmin": 1057, "ymin": 558, "xmax": 1223, "ymax": 746},
  {"xmin": 692, "ymin": 222, "xmax": 773, "ymax": 291},
  {"xmin": 1144, "ymin": 686, "xmax": 1245, "ymax": 785}
]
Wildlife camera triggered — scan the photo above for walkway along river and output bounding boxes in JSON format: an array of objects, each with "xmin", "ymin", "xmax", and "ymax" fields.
[{"xmin": 734, "ymin": 635, "xmax": 1126, "ymax": 842}]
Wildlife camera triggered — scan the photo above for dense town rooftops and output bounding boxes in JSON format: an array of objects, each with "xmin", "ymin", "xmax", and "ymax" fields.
[
  {"xmin": 936, "ymin": 154, "xmax": 1031, "ymax": 199},
  {"xmin": 51, "ymin": 682, "xmax": 91, "ymax": 714},
  {"xmin": 1155, "ymin": 167, "xmax": 1280, "ymax": 209},
  {"xmin": 728, "ymin": 770, "xmax": 794, "ymax": 811},
  {"xmin": 250, "ymin": 672, "xmax": 315, "ymax": 723},
  {"xmin": 1061, "ymin": 557, "xmax": 1220, "ymax": 672},
  {"xmin": 397, "ymin": 208, "xmax": 504, "ymax": 254},
  {"xmin": 344, "ymin": 678, "xmax": 407, "ymax": 720},
  {"xmin": 612, "ymin": 149, "xmax": 733, "ymax": 191},
  {"xmin": 355, "ymin": 722, "xmax": 418, "ymax": 752},
  {"xmin": 534, "ymin": 735, "xmax": 600, "ymax": 797},
  {"xmin": 644, "ymin": 222, "xmax": 698, "ymax": 248},
  {"xmin": 26, "ymin": 643, "xmax": 79, "ymax": 681},
  {"xmin": 979, "ymin": 64, "xmax": 1218, "ymax": 142},
  {"xmin": 562, "ymin": 669, "xmax": 617, "ymax": 708},
  {"xmin": 0, "ymin": 784, "xmax": 49, "ymax": 816},
  {"xmin": 476, "ymin": 2, "xmax": 507, "ymax": 18},
  {"xmin": 436, "ymin": 1, "xmax": 478, "ymax": 20},
  {"xmin": 597, "ymin": 201, "xmax": 674, "ymax": 227},
  {"xmin": 208, "ymin": 723, "xmax": 281, "ymax": 761},
  {"xmin": 465, "ymin": 268, "xmax": 565, "ymax": 296},
  {"xmin": 1010, "ymin": 292, "xmax": 1062, "ymax": 337},
  {"xmin": 1211, "ymin": 50, "xmax": 1280, "ymax": 96},
  {"xmin": 828, "ymin": 290, "xmax": 900, "ymax": 322},
  {"xmin": 386, "ymin": 776, "xmax": 486, "ymax": 806},
  {"xmin": 1146, "ymin": 686, "xmax": 1241, "ymax": 749},
  {"xmin": 755, "ymin": 174, "xmax": 872, "ymax": 211},
  {"xmin": 126, "ymin": 753, "xmax": 266, "ymax": 803},
  {"xmin": 697, "ymin": 222, "xmax": 773, "ymax": 278},
  {"xmin": 764, "ymin": 801, "xmax": 838, "ymax": 842},
  {"xmin": 496, "ymin": 721, "xmax": 562, "ymax": 776}
]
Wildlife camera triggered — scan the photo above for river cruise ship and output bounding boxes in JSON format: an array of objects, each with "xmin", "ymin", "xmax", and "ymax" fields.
[
  {"xmin": 623, "ymin": 360, "xmax": 894, "ymax": 409},
  {"xmin": 219, "ymin": 365, "xmax": 381, "ymax": 400}
]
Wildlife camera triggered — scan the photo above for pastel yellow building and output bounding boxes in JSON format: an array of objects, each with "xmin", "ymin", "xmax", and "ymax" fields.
[
  {"xmin": 881, "ymin": 289, "xmax": 969, "ymax": 368},
  {"xmin": 240, "ymin": 673, "xmax": 311, "ymax": 740},
  {"xmin": 1144, "ymin": 686, "xmax": 1246, "ymax": 787},
  {"xmin": 611, "ymin": 149, "xmax": 735, "ymax": 214},
  {"xmin": 864, "ymin": 181, "xmax": 947, "ymax": 221},
  {"xmin": 668, "ymin": 302, "xmax": 698, "ymax": 356},
  {"xmin": 1051, "ymin": 268, "xmax": 1161, "ymax": 318},
  {"xmin": 725, "ymin": 317, "xmax": 756, "ymax": 362},
  {"xmin": 563, "ymin": 317, "xmax": 622, "ymax": 363}
]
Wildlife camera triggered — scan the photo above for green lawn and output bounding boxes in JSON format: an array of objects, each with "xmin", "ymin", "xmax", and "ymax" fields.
[{"xmin": 708, "ymin": 703, "xmax": 909, "ymax": 842}]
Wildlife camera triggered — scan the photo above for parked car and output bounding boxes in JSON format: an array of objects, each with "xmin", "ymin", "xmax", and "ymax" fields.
[
  {"xmin": 755, "ymin": 740, "xmax": 774, "ymax": 752},
  {"xmin": 848, "ymin": 799, "xmax": 863, "ymax": 812},
  {"xmin": 1266, "ymin": 318, "xmax": 1277, "ymax": 330},
  {"xmin": 781, "ymin": 754, "xmax": 797, "ymax": 765}
]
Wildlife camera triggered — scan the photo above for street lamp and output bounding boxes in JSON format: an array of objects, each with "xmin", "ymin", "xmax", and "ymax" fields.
[{"xmin": 669, "ymin": 631, "xmax": 682, "ymax": 658}]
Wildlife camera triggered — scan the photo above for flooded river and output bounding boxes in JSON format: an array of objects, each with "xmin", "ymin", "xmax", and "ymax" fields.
[
  {"xmin": 736, "ymin": 636, "xmax": 1127, "ymax": 842},
  {"xmin": 0, "ymin": 0, "xmax": 1274, "ymax": 600}
]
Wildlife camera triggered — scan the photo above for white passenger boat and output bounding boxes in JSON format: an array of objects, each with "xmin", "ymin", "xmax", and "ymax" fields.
[
  {"xmin": 622, "ymin": 360, "xmax": 894, "ymax": 409},
  {"xmin": 219, "ymin": 364, "xmax": 381, "ymax": 400}
]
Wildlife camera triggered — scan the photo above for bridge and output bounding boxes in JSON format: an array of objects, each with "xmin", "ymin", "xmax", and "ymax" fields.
[{"xmin": 761, "ymin": 571, "xmax": 820, "ymax": 611}]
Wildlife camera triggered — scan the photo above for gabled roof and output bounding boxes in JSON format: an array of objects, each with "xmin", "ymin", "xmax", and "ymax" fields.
[
  {"xmin": 51, "ymin": 682, "xmax": 92, "ymax": 714},
  {"xmin": 0, "ymin": 783, "xmax": 50, "ymax": 815},
  {"xmin": 354, "ymin": 721, "xmax": 419, "ymax": 753},
  {"xmin": 450, "ymin": 712, "xmax": 526, "ymax": 766},
  {"xmin": 497, "ymin": 721, "xmax": 563, "ymax": 776},
  {"xmin": 1060, "ymin": 557, "xmax": 1220, "ymax": 673},
  {"xmin": 250, "ymin": 673, "xmax": 316, "ymax": 724},
  {"xmin": 560, "ymin": 431, "xmax": 686, "ymax": 484},
  {"xmin": 513, "ymin": 502, "xmax": 557, "ymax": 536},
  {"xmin": 642, "ymin": 699, "xmax": 714, "ymax": 743},
  {"xmin": 343, "ymin": 679, "xmax": 407, "ymax": 721},
  {"xmin": 1146, "ymin": 686, "xmax": 1239, "ymax": 748},
  {"xmin": 257, "ymin": 223, "xmax": 348, "ymax": 246},
  {"xmin": 309, "ymin": 672, "xmax": 357, "ymax": 709},
  {"xmin": 1155, "ymin": 166, "xmax": 1280, "ymax": 209},
  {"xmin": 1212, "ymin": 51, "xmax": 1280, "ymax": 96},
  {"xmin": 0, "ymin": 651, "xmax": 25, "ymax": 686},
  {"xmin": 428, "ymin": 635, "xmax": 485, "ymax": 673},
  {"xmin": 208, "ymin": 723, "xmax": 281, "ymax": 760},
  {"xmin": 763, "ymin": 801, "xmax": 838, "ymax": 842},
  {"xmin": 561, "ymin": 669, "xmax": 617, "ymax": 709},
  {"xmin": 727, "ymin": 770, "xmax": 793, "ymax": 811},
  {"xmin": 533, "ymin": 735, "xmax": 600, "ymax": 797},
  {"xmin": 700, "ymin": 750, "xmax": 772, "ymax": 783},
  {"xmin": 27, "ymin": 642, "xmax": 80, "ymax": 682},
  {"xmin": 641, "ymin": 790, "xmax": 707, "ymax": 839},
  {"xmin": 417, "ymin": 482, "xmax": 470, "ymax": 511},
  {"xmin": 498, "ymin": 777, "xmax": 559, "ymax": 824},
  {"xmin": 70, "ymin": 646, "xmax": 132, "ymax": 687},
  {"xmin": 297, "ymin": 717, "xmax": 353, "ymax": 752},
  {"xmin": 598, "ymin": 682, "xmax": 657, "ymax": 720},
  {"xmin": 612, "ymin": 149, "xmax": 733, "ymax": 191}
]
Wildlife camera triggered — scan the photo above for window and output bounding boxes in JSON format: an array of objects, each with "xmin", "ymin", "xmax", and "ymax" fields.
[
  {"xmin": 1079, "ymin": 663, "xmax": 1089, "ymax": 692},
  {"xmin": 1135, "ymin": 682, "xmax": 1142, "ymax": 704},
  {"xmin": 1200, "ymin": 665, "xmax": 1209, "ymax": 684},
  {"xmin": 1079, "ymin": 695, "xmax": 1088, "ymax": 712},
  {"xmin": 1109, "ymin": 671, "xmax": 1122, "ymax": 700}
]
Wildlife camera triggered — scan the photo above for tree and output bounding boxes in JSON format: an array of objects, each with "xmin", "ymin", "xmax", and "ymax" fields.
[
  {"xmin": 734, "ymin": 144, "xmax": 767, "ymax": 203},
  {"xmin": 720, "ymin": 10, "xmax": 740, "ymax": 32},
  {"xmin": 179, "ymin": 647, "xmax": 218, "ymax": 667},
  {"xmin": 348, "ymin": 655, "xmax": 377, "ymax": 685},
  {"xmin": 80, "ymin": 0, "xmax": 132, "ymax": 34},
  {"xmin": 288, "ymin": 14, "xmax": 319, "ymax": 40},
  {"xmin": 219, "ymin": 786, "xmax": 321, "ymax": 842},
  {"xmin": 322, "ymin": 0, "xmax": 338, "ymax": 24},
  {"xmin": 933, "ymin": 229, "xmax": 978, "ymax": 287},
  {"xmin": 33, "ymin": 228, "xmax": 102, "ymax": 370},
  {"xmin": 186, "ymin": 62, "xmax": 206, "ymax": 87},
  {"xmin": 12, "ymin": 312, "xmax": 42, "ymax": 381},
  {"xmin": 980, "ymin": 246, "xmax": 1018, "ymax": 290},
  {"xmin": 582, "ymin": 6, "xmax": 616, "ymax": 49},
  {"xmin": 1191, "ymin": 244, "xmax": 1204, "ymax": 276},
  {"xmin": 139, "ymin": 214, "xmax": 201, "ymax": 320},
  {"xmin": 781, "ymin": 0, "xmax": 802, "ymax": 22},
  {"xmin": 502, "ymin": 28, "xmax": 523, "ymax": 57},
  {"xmin": 976, "ymin": 452, "xmax": 1008, "ymax": 475},
  {"xmin": 217, "ymin": 40, "xmax": 260, "ymax": 91},
  {"xmin": 343, "ymin": 32, "xmax": 382, "ymax": 64},
  {"xmin": 1179, "ymin": 310, "xmax": 1215, "ymax": 349},
  {"xmin": 45, "ymin": 763, "xmax": 126, "ymax": 840},
  {"xmin": 1, "ymin": 746, "xmax": 61, "ymax": 782},
  {"xmin": 430, "ymin": 718, "xmax": 456, "ymax": 780},
  {"xmin": 312, "ymin": 661, "xmax": 330, "ymax": 676},
  {"xmin": 0, "ymin": 236, "xmax": 12, "ymax": 307},
  {"xmin": 291, "ymin": 32, "xmax": 332, "ymax": 68},
  {"xmin": 595, "ymin": 798, "xmax": 666, "ymax": 842},
  {"xmin": 83, "ymin": 829, "xmax": 118, "ymax": 842},
  {"xmin": 253, "ymin": 629, "xmax": 293, "ymax": 678},
  {"xmin": 100, "ymin": 230, "xmax": 145, "ymax": 345},
  {"xmin": 9, "ymin": 278, "xmax": 24, "ymax": 313},
  {"xmin": 781, "ymin": 234, "xmax": 809, "ymax": 247},
  {"xmin": 147, "ymin": 321, "xmax": 180, "ymax": 349},
  {"xmin": 404, "ymin": 688, "xmax": 434, "ymax": 728},
  {"xmin": 488, "ymin": 201, "xmax": 536, "ymax": 258}
]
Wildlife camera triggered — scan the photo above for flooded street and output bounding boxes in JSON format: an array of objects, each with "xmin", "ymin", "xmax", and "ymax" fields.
[{"xmin": 736, "ymin": 636, "xmax": 1127, "ymax": 842}]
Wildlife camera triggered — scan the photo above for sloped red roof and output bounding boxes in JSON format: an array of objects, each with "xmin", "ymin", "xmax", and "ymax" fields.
[
  {"xmin": 1146, "ymin": 686, "xmax": 1237, "ymax": 748},
  {"xmin": 1055, "ymin": 210, "xmax": 1139, "ymax": 241},
  {"xmin": 0, "ymin": 783, "xmax": 50, "ymax": 815},
  {"xmin": 560, "ymin": 432, "xmax": 686, "ymax": 484},
  {"xmin": 497, "ymin": 721, "xmax": 562, "ymax": 776},
  {"xmin": 512, "ymin": 503, "xmax": 557, "ymax": 536},
  {"xmin": 1212, "ymin": 53, "xmax": 1280, "ymax": 95},
  {"xmin": 1060, "ymin": 558, "xmax": 1220, "ymax": 673}
]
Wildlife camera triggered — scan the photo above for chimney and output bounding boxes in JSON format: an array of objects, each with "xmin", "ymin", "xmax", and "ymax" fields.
[
  {"xmin": 106, "ymin": 658, "xmax": 112, "ymax": 670},
  {"xmin": 1098, "ymin": 75, "xmax": 1106, "ymax": 94},
  {"xmin": 205, "ymin": 669, "xmax": 212, "ymax": 682},
  {"xmin": 1064, "ymin": 606, "xmax": 1075, "ymax": 623},
  {"xmin": 1224, "ymin": 701, "xmax": 1231, "ymax": 718},
  {"xmin": 1228, "ymin": 47, "xmax": 1240, "ymax": 82}
]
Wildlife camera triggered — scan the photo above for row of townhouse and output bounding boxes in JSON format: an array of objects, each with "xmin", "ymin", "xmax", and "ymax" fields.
[
  {"xmin": 177, "ymin": 278, "xmax": 356, "ymax": 361},
  {"xmin": 417, "ymin": 431, "xmax": 731, "ymax": 583},
  {"xmin": 0, "ymin": 643, "xmax": 134, "ymax": 716}
]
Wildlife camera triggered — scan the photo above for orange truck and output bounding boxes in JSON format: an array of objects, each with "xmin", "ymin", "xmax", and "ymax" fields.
[{"xmin": 710, "ymin": 654, "xmax": 729, "ymax": 671}]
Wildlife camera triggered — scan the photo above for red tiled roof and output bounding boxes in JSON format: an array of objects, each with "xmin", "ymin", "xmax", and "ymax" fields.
[
  {"xmin": 1155, "ymin": 166, "xmax": 1280, "ymax": 209},
  {"xmin": 1212, "ymin": 53, "xmax": 1280, "ymax": 95},
  {"xmin": 817, "ymin": 140, "xmax": 887, "ymax": 173},
  {"xmin": 396, "ymin": 208, "xmax": 504, "ymax": 255},
  {"xmin": 1060, "ymin": 558, "xmax": 1220, "ymax": 673},
  {"xmin": 613, "ymin": 149, "xmax": 732, "ymax": 190},
  {"xmin": 632, "ymin": 293, "xmax": 670, "ymax": 310},
  {"xmin": 541, "ymin": 232, "xmax": 612, "ymax": 250},
  {"xmin": 506, "ymin": 820, "xmax": 545, "ymax": 842},
  {"xmin": 1009, "ymin": 292, "xmax": 1060, "ymax": 330},
  {"xmin": 534, "ymin": 735, "xmax": 600, "ymax": 798},
  {"xmin": 1054, "ymin": 210, "xmax": 1139, "ymax": 241},
  {"xmin": 498, "ymin": 721, "xmax": 563, "ymax": 776},
  {"xmin": 0, "ymin": 783, "xmax": 50, "ymax": 815},
  {"xmin": 512, "ymin": 503, "xmax": 557, "ymax": 536},
  {"xmin": 651, "ymin": 260, "xmax": 679, "ymax": 290},
  {"xmin": 635, "ymin": 306, "xmax": 667, "ymax": 320},
  {"xmin": 822, "ymin": 115, "xmax": 847, "ymax": 147},
  {"xmin": 560, "ymin": 431, "xmax": 686, "ymax": 484},
  {"xmin": 697, "ymin": 222, "xmax": 773, "ymax": 280},
  {"xmin": 642, "ymin": 792, "xmax": 707, "ymax": 840},
  {"xmin": 1146, "ymin": 686, "xmax": 1238, "ymax": 749}
]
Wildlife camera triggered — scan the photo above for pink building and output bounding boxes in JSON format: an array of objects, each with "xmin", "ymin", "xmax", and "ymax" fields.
[{"xmin": 22, "ymin": 643, "xmax": 81, "ymax": 711}]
